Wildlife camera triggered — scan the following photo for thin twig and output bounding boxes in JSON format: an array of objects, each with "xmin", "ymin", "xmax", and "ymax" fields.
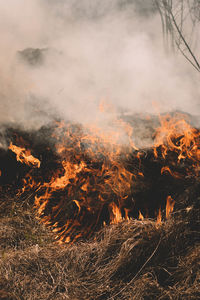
[{"xmin": 176, "ymin": 41, "xmax": 200, "ymax": 72}]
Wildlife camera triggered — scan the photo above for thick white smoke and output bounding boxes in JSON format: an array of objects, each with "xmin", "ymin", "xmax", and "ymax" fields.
[{"xmin": 0, "ymin": 0, "xmax": 199, "ymax": 130}]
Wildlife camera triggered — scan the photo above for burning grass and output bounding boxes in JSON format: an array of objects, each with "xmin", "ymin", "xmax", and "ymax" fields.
[
  {"xmin": 0, "ymin": 112, "xmax": 200, "ymax": 299},
  {"xmin": 1, "ymin": 112, "xmax": 199, "ymax": 243}
]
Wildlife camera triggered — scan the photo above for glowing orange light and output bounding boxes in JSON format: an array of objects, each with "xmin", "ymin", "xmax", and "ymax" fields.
[
  {"xmin": 166, "ymin": 195, "xmax": 175, "ymax": 219},
  {"xmin": 156, "ymin": 207, "xmax": 162, "ymax": 225},
  {"xmin": 9, "ymin": 143, "xmax": 40, "ymax": 168},
  {"xmin": 138, "ymin": 210, "xmax": 144, "ymax": 220}
]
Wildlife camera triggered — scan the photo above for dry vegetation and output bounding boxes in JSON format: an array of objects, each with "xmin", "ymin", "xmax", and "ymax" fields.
[
  {"xmin": 0, "ymin": 181, "xmax": 199, "ymax": 300},
  {"xmin": 0, "ymin": 1, "xmax": 200, "ymax": 299}
]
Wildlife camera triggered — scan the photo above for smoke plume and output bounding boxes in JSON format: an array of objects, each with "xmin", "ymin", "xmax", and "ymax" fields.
[{"xmin": 0, "ymin": 0, "xmax": 200, "ymax": 131}]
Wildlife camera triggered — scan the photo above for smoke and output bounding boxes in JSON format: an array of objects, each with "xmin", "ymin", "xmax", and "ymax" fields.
[{"xmin": 0, "ymin": 0, "xmax": 200, "ymax": 131}]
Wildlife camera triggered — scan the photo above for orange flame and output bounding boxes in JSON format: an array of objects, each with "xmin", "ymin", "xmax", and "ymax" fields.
[
  {"xmin": 138, "ymin": 210, "xmax": 144, "ymax": 220},
  {"xmin": 19, "ymin": 173, "xmax": 39, "ymax": 194},
  {"xmin": 154, "ymin": 114, "xmax": 200, "ymax": 166},
  {"xmin": 109, "ymin": 202, "xmax": 123, "ymax": 224},
  {"xmin": 9, "ymin": 143, "xmax": 40, "ymax": 168},
  {"xmin": 156, "ymin": 207, "xmax": 162, "ymax": 225},
  {"xmin": 31, "ymin": 122, "xmax": 136, "ymax": 242},
  {"xmin": 161, "ymin": 166, "xmax": 181, "ymax": 179},
  {"xmin": 11, "ymin": 112, "xmax": 199, "ymax": 243},
  {"xmin": 166, "ymin": 195, "xmax": 175, "ymax": 219}
]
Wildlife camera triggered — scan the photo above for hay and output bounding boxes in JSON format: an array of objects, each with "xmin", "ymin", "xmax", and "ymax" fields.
[{"xmin": 0, "ymin": 182, "xmax": 199, "ymax": 299}]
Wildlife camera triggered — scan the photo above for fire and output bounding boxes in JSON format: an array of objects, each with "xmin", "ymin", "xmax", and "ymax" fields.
[
  {"xmin": 109, "ymin": 202, "xmax": 123, "ymax": 224},
  {"xmin": 138, "ymin": 210, "xmax": 144, "ymax": 220},
  {"xmin": 32, "ymin": 122, "xmax": 135, "ymax": 242},
  {"xmin": 156, "ymin": 207, "xmax": 162, "ymax": 225},
  {"xmin": 161, "ymin": 166, "xmax": 181, "ymax": 179},
  {"xmin": 166, "ymin": 195, "xmax": 175, "ymax": 219},
  {"xmin": 154, "ymin": 114, "xmax": 200, "ymax": 168},
  {"xmin": 9, "ymin": 143, "xmax": 40, "ymax": 168},
  {"xmin": 20, "ymin": 173, "xmax": 39, "ymax": 194},
  {"xmin": 8, "ymin": 112, "xmax": 200, "ymax": 243}
]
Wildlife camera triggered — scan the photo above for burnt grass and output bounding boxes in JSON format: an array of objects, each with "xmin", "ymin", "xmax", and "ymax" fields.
[{"xmin": 0, "ymin": 121, "xmax": 200, "ymax": 299}]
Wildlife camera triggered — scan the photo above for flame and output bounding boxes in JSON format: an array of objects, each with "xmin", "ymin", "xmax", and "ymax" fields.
[
  {"xmin": 10, "ymin": 112, "xmax": 199, "ymax": 243},
  {"xmin": 19, "ymin": 173, "xmax": 39, "ymax": 194},
  {"xmin": 138, "ymin": 210, "xmax": 144, "ymax": 220},
  {"xmin": 9, "ymin": 143, "xmax": 40, "ymax": 168},
  {"xmin": 31, "ymin": 122, "xmax": 136, "ymax": 242},
  {"xmin": 161, "ymin": 166, "xmax": 181, "ymax": 179},
  {"xmin": 166, "ymin": 195, "xmax": 175, "ymax": 219},
  {"xmin": 156, "ymin": 207, "xmax": 162, "ymax": 225},
  {"xmin": 154, "ymin": 114, "xmax": 200, "ymax": 166},
  {"xmin": 109, "ymin": 202, "xmax": 123, "ymax": 224}
]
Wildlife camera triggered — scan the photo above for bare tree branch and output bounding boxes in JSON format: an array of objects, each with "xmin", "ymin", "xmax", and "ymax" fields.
[{"xmin": 155, "ymin": 0, "xmax": 200, "ymax": 72}]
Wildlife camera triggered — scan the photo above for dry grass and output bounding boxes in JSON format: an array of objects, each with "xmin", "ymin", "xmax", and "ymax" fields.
[{"xmin": 0, "ymin": 181, "xmax": 200, "ymax": 300}]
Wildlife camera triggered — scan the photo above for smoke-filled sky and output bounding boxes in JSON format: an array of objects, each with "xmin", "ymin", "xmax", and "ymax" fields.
[{"xmin": 0, "ymin": 0, "xmax": 200, "ymax": 128}]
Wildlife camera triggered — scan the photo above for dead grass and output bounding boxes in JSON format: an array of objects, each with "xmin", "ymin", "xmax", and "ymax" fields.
[{"xmin": 0, "ymin": 181, "xmax": 200, "ymax": 299}]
